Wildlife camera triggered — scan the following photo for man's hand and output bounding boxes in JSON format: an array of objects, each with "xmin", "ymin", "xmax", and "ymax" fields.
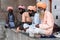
[{"xmin": 35, "ymin": 24, "xmax": 39, "ymax": 28}]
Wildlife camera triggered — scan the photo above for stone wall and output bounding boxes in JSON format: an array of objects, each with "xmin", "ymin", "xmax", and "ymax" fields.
[
  {"xmin": 1, "ymin": 0, "xmax": 18, "ymax": 11},
  {"xmin": 0, "ymin": 0, "xmax": 36, "ymax": 11},
  {"xmin": 18, "ymin": 0, "xmax": 36, "ymax": 7}
]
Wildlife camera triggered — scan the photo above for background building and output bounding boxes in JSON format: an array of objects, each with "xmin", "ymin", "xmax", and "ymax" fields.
[{"xmin": 0, "ymin": 0, "xmax": 36, "ymax": 11}]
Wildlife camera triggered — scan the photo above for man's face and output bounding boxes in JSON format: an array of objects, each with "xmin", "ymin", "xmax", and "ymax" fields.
[
  {"xmin": 28, "ymin": 9, "xmax": 35, "ymax": 16},
  {"xmin": 28, "ymin": 10, "xmax": 33, "ymax": 14},
  {"xmin": 19, "ymin": 8, "xmax": 23, "ymax": 12},
  {"xmin": 38, "ymin": 7, "xmax": 44, "ymax": 13},
  {"xmin": 19, "ymin": 8, "xmax": 25, "ymax": 15},
  {"xmin": 8, "ymin": 9, "xmax": 13, "ymax": 13}
]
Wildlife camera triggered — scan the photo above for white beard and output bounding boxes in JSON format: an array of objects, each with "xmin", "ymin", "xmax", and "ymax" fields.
[{"xmin": 41, "ymin": 10, "xmax": 44, "ymax": 13}]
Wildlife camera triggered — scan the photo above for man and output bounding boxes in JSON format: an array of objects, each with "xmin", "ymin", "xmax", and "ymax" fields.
[
  {"xmin": 16, "ymin": 5, "xmax": 26, "ymax": 32},
  {"xmin": 26, "ymin": 2, "xmax": 54, "ymax": 37},
  {"xmin": 5, "ymin": 6, "xmax": 16, "ymax": 29},
  {"xmin": 16, "ymin": 5, "xmax": 26, "ymax": 22}
]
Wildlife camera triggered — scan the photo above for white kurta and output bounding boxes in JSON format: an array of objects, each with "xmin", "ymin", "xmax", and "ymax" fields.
[
  {"xmin": 26, "ymin": 10, "xmax": 54, "ymax": 36},
  {"xmin": 23, "ymin": 13, "xmax": 41, "ymax": 29}
]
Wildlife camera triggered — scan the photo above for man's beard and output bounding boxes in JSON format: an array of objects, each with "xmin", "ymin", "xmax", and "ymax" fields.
[
  {"xmin": 39, "ymin": 10, "xmax": 45, "ymax": 19},
  {"xmin": 19, "ymin": 9, "xmax": 25, "ymax": 15},
  {"xmin": 29, "ymin": 12, "xmax": 35, "ymax": 17},
  {"xmin": 20, "ymin": 12, "xmax": 24, "ymax": 15}
]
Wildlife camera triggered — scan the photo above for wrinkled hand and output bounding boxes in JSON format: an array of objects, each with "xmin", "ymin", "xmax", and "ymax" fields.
[{"xmin": 35, "ymin": 24, "xmax": 39, "ymax": 28}]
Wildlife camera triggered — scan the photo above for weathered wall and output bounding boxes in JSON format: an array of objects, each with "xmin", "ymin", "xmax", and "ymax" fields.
[
  {"xmin": 1, "ymin": 0, "xmax": 18, "ymax": 11},
  {"xmin": 18, "ymin": 0, "xmax": 36, "ymax": 7},
  {"xmin": 1, "ymin": 0, "xmax": 36, "ymax": 11},
  {"xmin": 52, "ymin": 0, "xmax": 60, "ymax": 26}
]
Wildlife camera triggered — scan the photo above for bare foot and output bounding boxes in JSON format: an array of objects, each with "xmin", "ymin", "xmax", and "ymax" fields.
[
  {"xmin": 34, "ymin": 34, "xmax": 41, "ymax": 38},
  {"xmin": 16, "ymin": 27, "xmax": 21, "ymax": 32}
]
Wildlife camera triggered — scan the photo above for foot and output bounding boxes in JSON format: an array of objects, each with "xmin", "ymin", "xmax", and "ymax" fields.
[{"xmin": 16, "ymin": 27, "xmax": 21, "ymax": 32}]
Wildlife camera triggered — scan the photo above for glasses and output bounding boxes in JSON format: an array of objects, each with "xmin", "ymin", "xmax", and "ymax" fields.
[
  {"xmin": 27, "ymin": 10, "xmax": 34, "ymax": 12},
  {"xmin": 19, "ymin": 8, "xmax": 24, "ymax": 10},
  {"xmin": 38, "ymin": 7, "xmax": 44, "ymax": 10}
]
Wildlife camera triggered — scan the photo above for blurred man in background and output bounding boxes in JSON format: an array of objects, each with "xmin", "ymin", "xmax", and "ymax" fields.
[{"xmin": 5, "ymin": 6, "xmax": 16, "ymax": 29}]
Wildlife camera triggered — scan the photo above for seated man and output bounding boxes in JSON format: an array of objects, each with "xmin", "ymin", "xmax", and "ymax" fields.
[
  {"xmin": 16, "ymin": 6, "xmax": 38, "ymax": 32},
  {"xmin": 25, "ymin": 2, "xmax": 54, "ymax": 37},
  {"xmin": 5, "ymin": 6, "xmax": 15, "ymax": 29},
  {"xmin": 16, "ymin": 5, "xmax": 26, "ymax": 31}
]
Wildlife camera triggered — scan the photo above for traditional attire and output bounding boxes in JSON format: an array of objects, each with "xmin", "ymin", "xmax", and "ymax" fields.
[{"xmin": 26, "ymin": 10, "xmax": 54, "ymax": 36}]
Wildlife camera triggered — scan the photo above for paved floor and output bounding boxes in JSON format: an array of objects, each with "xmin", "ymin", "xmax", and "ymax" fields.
[
  {"xmin": 5, "ymin": 29, "xmax": 58, "ymax": 40},
  {"xmin": 0, "ymin": 21, "xmax": 57, "ymax": 40},
  {"xmin": 5, "ymin": 29, "xmax": 36, "ymax": 40}
]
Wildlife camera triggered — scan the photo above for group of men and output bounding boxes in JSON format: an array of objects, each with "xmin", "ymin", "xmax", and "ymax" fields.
[{"xmin": 5, "ymin": 2, "xmax": 54, "ymax": 37}]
